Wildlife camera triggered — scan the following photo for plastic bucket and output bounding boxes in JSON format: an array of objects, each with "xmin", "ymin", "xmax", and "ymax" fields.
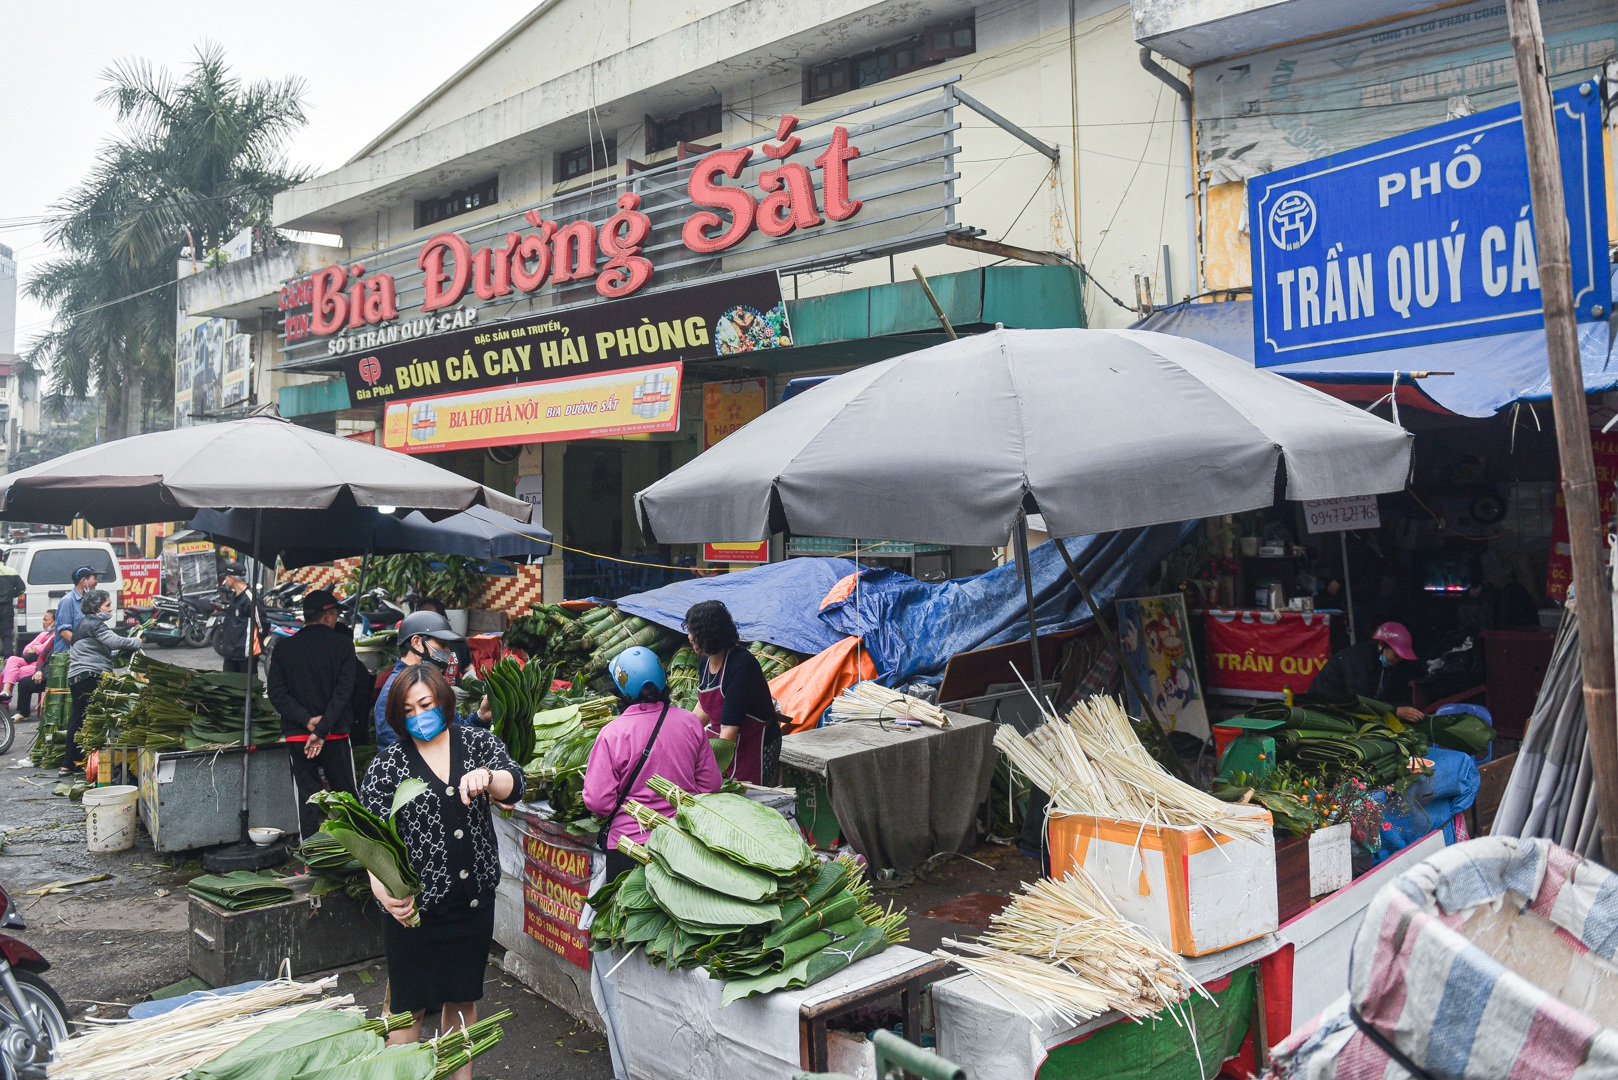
[{"xmin": 82, "ymin": 784, "xmax": 138, "ymax": 853}]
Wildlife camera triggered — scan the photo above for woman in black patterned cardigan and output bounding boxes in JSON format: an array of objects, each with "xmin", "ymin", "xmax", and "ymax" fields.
[{"xmin": 360, "ymin": 664, "xmax": 522, "ymax": 1074}]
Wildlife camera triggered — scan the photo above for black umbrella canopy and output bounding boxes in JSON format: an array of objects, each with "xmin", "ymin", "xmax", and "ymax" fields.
[
  {"xmin": 635, "ymin": 328, "xmax": 1414, "ymax": 546},
  {"xmin": 189, "ymin": 503, "xmax": 552, "ymax": 569},
  {"xmin": 0, "ymin": 415, "xmax": 531, "ymax": 527}
]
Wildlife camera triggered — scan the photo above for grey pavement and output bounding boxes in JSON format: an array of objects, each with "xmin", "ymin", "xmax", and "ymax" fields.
[{"xmin": 0, "ymin": 642, "xmax": 612, "ymax": 1078}]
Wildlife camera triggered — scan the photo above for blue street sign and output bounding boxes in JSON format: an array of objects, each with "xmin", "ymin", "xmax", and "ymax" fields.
[{"xmin": 1248, "ymin": 81, "xmax": 1610, "ymax": 367}]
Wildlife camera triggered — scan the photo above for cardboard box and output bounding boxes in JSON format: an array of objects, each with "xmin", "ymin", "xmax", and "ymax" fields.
[{"xmin": 1047, "ymin": 803, "xmax": 1277, "ymax": 956}]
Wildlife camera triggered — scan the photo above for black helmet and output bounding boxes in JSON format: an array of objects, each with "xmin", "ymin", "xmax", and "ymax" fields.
[{"xmin": 398, "ymin": 610, "xmax": 464, "ymax": 646}]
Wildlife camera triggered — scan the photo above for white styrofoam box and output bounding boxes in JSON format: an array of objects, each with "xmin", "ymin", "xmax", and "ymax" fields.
[
  {"xmin": 1047, "ymin": 802, "xmax": 1278, "ymax": 956},
  {"xmin": 1308, "ymin": 822, "xmax": 1353, "ymax": 897}
]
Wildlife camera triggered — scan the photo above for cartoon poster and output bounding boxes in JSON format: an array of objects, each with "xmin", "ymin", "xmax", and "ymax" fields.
[{"xmin": 1117, "ymin": 593, "xmax": 1210, "ymax": 740}]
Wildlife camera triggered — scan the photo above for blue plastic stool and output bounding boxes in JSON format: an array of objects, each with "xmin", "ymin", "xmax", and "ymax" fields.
[{"xmin": 1434, "ymin": 702, "xmax": 1494, "ymax": 764}]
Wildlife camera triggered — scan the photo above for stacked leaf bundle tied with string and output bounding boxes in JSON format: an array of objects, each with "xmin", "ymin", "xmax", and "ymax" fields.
[
  {"xmin": 995, "ymin": 696, "xmax": 1269, "ymax": 841},
  {"xmin": 309, "ymin": 780, "xmax": 429, "ymax": 926},
  {"xmin": 936, "ymin": 868, "xmax": 1206, "ymax": 1026},
  {"xmin": 588, "ymin": 777, "xmax": 907, "ymax": 1004}
]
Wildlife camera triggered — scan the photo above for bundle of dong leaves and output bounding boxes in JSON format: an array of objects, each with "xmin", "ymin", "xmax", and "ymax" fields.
[
  {"xmin": 310, "ymin": 780, "xmax": 429, "ymax": 925},
  {"xmin": 183, "ymin": 1007, "xmax": 511, "ymax": 1080},
  {"xmin": 91, "ymin": 653, "xmax": 279, "ymax": 753},
  {"xmin": 297, "ymin": 831, "xmax": 372, "ymax": 900},
  {"xmin": 588, "ymin": 777, "xmax": 908, "ymax": 1006},
  {"xmin": 186, "ymin": 870, "xmax": 294, "ymax": 911},
  {"xmin": 1243, "ymin": 695, "xmax": 1493, "ymax": 785}
]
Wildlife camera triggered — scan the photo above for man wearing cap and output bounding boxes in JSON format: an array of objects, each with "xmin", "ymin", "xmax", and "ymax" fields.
[
  {"xmin": 53, "ymin": 566, "xmax": 97, "ymax": 653},
  {"xmin": 215, "ymin": 562, "xmax": 264, "ymax": 675},
  {"xmin": 267, "ymin": 589, "xmax": 359, "ymax": 837},
  {"xmin": 1310, "ymin": 621, "xmax": 1425, "ymax": 722},
  {"xmin": 373, "ymin": 610, "xmax": 492, "ymax": 749}
]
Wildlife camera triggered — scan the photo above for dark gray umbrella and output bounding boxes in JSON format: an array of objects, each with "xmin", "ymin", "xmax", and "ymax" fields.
[
  {"xmin": 634, "ymin": 327, "xmax": 1412, "ymax": 730},
  {"xmin": 188, "ymin": 503, "xmax": 551, "ymax": 569},
  {"xmin": 635, "ymin": 328, "xmax": 1411, "ymax": 547},
  {"xmin": 0, "ymin": 414, "xmax": 530, "ymax": 526},
  {"xmin": 0, "ymin": 413, "xmax": 532, "ymax": 867}
]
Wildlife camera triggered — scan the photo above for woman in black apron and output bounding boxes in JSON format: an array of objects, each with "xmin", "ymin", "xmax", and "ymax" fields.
[{"xmin": 685, "ymin": 600, "xmax": 780, "ymax": 785}]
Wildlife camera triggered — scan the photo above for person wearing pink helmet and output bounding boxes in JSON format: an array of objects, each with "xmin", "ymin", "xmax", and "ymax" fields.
[{"xmin": 1310, "ymin": 621, "xmax": 1425, "ymax": 723}]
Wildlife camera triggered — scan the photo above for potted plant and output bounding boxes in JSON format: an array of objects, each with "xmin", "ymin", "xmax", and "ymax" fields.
[{"xmin": 354, "ymin": 553, "xmax": 484, "ymax": 632}]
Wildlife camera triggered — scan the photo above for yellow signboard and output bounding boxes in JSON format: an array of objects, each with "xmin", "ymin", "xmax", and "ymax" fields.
[
  {"xmin": 383, "ymin": 363, "xmax": 682, "ymax": 454},
  {"xmin": 703, "ymin": 378, "xmax": 768, "ymax": 449}
]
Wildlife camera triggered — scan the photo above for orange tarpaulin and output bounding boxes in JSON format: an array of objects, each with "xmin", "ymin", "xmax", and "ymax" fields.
[{"xmin": 769, "ymin": 636, "xmax": 876, "ymax": 734}]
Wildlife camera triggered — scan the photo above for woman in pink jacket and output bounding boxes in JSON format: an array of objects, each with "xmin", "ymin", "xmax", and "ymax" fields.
[
  {"xmin": 4, "ymin": 611, "xmax": 54, "ymax": 722},
  {"xmin": 583, "ymin": 646, "xmax": 721, "ymax": 882}
]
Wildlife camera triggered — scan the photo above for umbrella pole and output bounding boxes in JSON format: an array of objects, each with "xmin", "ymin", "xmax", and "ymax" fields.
[
  {"xmin": 1052, "ymin": 535, "xmax": 1188, "ymax": 779},
  {"xmin": 1013, "ymin": 512, "xmax": 1045, "ymax": 705},
  {"xmin": 239, "ymin": 509, "xmax": 260, "ymax": 842},
  {"xmin": 353, "ymin": 550, "xmax": 372, "ymax": 629}
]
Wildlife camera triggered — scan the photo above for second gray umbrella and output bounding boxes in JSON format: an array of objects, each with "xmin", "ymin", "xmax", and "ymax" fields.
[{"xmin": 635, "ymin": 328, "xmax": 1413, "ymax": 546}]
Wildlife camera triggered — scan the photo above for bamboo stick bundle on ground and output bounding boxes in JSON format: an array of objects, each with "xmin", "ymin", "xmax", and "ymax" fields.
[
  {"xmin": 936, "ymin": 870, "xmax": 1204, "ymax": 1026},
  {"xmin": 828, "ymin": 682, "xmax": 949, "ymax": 728},
  {"xmin": 47, "ymin": 975, "xmax": 343, "ymax": 1080},
  {"xmin": 995, "ymin": 696, "xmax": 1268, "ymax": 841}
]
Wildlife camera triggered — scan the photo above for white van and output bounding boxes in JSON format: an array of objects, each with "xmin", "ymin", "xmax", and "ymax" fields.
[{"xmin": 3, "ymin": 540, "xmax": 125, "ymax": 636}]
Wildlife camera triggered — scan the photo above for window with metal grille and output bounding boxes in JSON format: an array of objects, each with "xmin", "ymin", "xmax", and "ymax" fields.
[
  {"xmin": 646, "ymin": 102, "xmax": 724, "ymax": 154},
  {"xmin": 558, "ymin": 138, "xmax": 618, "ymax": 183},
  {"xmin": 414, "ymin": 176, "xmax": 499, "ymax": 229},
  {"xmin": 804, "ymin": 17, "xmax": 973, "ymax": 103}
]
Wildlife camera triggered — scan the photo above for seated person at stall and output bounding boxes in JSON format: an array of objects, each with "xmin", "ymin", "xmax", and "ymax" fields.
[{"xmin": 1310, "ymin": 621, "xmax": 1423, "ymax": 723}]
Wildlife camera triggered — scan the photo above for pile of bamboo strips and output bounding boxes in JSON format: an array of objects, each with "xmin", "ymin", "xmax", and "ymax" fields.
[
  {"xmin": 995, "ymin": 696, "xmax": 1267, "ymax": 841},
  {"xmin": 47, "ymin": 975, "xmax": 343, "ymax": 1080},
  {"xmin": 936, "ymin": 870, "xmax": 1204, "ymax": 1026},
  {"xmin": 827, "ymin": 681, "xmax": 950, "ymax": 728}
]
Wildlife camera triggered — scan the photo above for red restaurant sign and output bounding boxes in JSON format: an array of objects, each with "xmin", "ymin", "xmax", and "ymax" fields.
[{"xmin": 294, "ymin": 118, "xmax": 858, "ymax": 345}]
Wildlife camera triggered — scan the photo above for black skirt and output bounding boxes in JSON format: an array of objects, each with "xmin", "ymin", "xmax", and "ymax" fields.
[{"xmin": 383, "ymin": 894, "xmax": 495, "ymax": 1014}]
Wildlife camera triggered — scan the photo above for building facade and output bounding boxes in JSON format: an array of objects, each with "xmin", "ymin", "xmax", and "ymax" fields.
[{"xmin": 185, "ymin": 0, "xmax": 1212, "ymax": 599}]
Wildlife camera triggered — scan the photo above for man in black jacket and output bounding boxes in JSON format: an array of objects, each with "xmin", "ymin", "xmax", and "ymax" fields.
[
  {"xmin": 267, "ymin": 590, "xmax": 359, "ymax": 837},
  {"xmin": 216, "ymin": 562, "xmax": 265, "ymax": 675}
]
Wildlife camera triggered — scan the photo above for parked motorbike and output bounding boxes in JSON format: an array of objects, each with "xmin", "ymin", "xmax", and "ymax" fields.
[
  {"xmin": 141, "ymin": 593, "xmax": 216, "ymax": 649},
  {"xmin": 0, "ymin": 883, "xmax": 69, "ymax": 1079}
]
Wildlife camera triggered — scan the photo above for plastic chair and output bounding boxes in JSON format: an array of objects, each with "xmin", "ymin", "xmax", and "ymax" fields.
[{"xmin": 1434, "ymin": 702, "xmax": 1494, "ymax": 764}]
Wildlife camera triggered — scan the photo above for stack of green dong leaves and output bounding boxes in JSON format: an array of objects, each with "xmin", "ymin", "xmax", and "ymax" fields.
[
  {"xmin": 105, "ymin": 654, "xmax": 280, "ymax": 751},
  {"xmin": 310, "ymin": 782, "xmax": 427, "ymax": 925},
  {"xmin": 183, "ymin": 1007, "xmax": 510, "ymax": 1080},
  {"xmin": 186, "ymin": 870, "xmax": 294, "ymax": 911},
  {"xmin": 588, "ymin": 777, "xmax": 908, "ymax": 1006},
  {"xmin": 297, "ymin": 831, "xmax": 372, "ymax": 899},
  {"xmin": 524, "ymin": 698, "xmax": 616, "ymax": 825}
]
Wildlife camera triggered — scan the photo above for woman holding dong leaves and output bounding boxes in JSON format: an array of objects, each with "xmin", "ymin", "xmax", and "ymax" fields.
[{"xmin": 359, "ymin": 664, "xmax": 522, "ymax": 1076}]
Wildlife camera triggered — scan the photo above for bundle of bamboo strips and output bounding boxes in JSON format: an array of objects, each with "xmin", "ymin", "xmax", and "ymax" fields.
[
  {"xmin": 828, "ymin": 682, "xmax": 949, "ymax": 728},
  {"xmin": 47, "ymin": 975, "xmax": 343, "ymax": 1080},
  {"xmin": 936, "ymin": 871, "xmax": 1204, "ymax": 1026},
  {"xmin": 995, "ymin": 696, "xmax": 1267, "ymax": 841}
]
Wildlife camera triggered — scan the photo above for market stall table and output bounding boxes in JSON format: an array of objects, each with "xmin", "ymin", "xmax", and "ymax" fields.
[
  {"xmin": 593, "ymin": 944, "xmax": 944, "ymax": 1080},
  {"xmin": 779, "ymin": 710, "xmax": 995, "ymax": 872},
  {"xmin": 137, "ymin": 744, "xmax": 300, "ymax": 852}
]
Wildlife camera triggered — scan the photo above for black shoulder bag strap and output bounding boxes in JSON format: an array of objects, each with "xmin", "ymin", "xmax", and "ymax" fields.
[{"xmin": 596, "ymin": 702, "xmax": 671, "ymax": 852}]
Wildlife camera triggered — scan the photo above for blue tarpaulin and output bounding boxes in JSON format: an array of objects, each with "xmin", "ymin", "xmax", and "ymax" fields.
[
  {"xmin": 820, "ymin": 526, "xmax": 1193, "ymax": 685},
  {"xmin": 1135, "ymin": 269, "xmax": 1618, "ymax": 418},
  {"xmin": 614, "ymin": 524, "xmax": 1191, "ymax": 684},
  {"xmin": 614, "ymin": 556, "xmax": 856, "ymax": 658}
]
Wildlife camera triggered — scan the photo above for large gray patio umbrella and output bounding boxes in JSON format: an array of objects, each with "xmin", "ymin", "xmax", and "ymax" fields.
[
  {"xmin": 636, "ymin": 328, "xmax": 1412, "ymax": 727},
  {"xmin": 0, "ymin": 414, "xmax": 531, "ymax": 526},
  {"xmin": 0, "ymin": 413, "xmax": 531, "ymax": 869}
]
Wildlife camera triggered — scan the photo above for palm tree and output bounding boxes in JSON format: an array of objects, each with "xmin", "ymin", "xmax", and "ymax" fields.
[{"xmin": 25, "ymin": 44, "xmax": 309, "ymax": 438}]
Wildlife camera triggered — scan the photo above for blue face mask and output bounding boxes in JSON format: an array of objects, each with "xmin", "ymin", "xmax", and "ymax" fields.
[{"xmin": 405, "ymin": 706, "xmax": 447, "ymax": 741}]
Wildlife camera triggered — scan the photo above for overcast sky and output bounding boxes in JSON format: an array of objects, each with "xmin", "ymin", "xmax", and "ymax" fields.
[{"xmin": 1, "ymin": 2, "xmax": 533, "ymax": 353}]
